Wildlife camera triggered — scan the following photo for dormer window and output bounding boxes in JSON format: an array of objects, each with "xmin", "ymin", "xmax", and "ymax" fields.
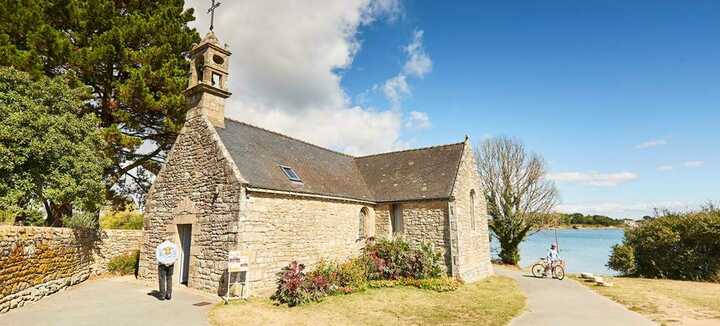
[{"xmin": 280, "ymin": 166, "xmax": 302, "ymax": 182}]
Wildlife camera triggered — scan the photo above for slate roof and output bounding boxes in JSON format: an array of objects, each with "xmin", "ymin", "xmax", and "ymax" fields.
[{"xmin": 215, "ymin": 119, "xmax": 466, "ymax": 203}]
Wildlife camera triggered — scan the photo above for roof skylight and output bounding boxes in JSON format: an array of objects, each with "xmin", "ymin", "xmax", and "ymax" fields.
[{"xmin": 280, "ymin": 166, "xmax": 302, "ymax": 182}]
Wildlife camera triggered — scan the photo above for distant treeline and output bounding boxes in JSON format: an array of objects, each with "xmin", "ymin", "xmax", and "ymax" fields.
[{"xmin": 558, "ymin": 213, "xmax": 625, "ymax": 227}]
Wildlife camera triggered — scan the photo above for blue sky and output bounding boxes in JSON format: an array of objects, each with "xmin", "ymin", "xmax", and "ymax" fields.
[
  {"xmin": 336, "ymin": 1, "xmax": 720, "ymax": 218},
  {"xmin": 191, "ymin": 0, "xmax": 719, "ymax": 218}
]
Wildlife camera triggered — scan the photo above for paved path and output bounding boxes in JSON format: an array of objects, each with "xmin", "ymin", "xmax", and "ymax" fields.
[
  {"xmin": 496, "ymin": 268, "xmax": 655, "ymax": 326},
  {"xmin": 0, "ymin": 277, "xmax": 218, "ymax": 326}
]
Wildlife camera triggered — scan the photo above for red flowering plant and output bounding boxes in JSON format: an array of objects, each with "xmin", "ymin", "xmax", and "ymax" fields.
[{"xmin": 271, "ymin": 261, "xmax": 313, "ymax": 306}]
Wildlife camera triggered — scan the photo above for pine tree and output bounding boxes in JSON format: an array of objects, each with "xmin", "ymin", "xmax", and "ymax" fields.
[{"xmin": 0, "ymin": 0, "xmax": 200, "ymax": 204}]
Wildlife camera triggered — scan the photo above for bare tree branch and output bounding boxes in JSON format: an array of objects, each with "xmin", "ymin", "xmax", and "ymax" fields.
[{"xmin": 476, "ymin": 136, "xmax": 559, "ymax": 264}]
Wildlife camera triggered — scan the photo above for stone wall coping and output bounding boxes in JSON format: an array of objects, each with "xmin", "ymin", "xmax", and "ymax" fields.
[{"xmin": 0, "ymin": 225, "xmax": 142, "ymax": 235}]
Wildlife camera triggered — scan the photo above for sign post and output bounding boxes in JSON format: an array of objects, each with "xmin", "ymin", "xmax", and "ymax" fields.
[{"xmin": 225, "ymin": 251, "xmax": 249, "ymax": 303}]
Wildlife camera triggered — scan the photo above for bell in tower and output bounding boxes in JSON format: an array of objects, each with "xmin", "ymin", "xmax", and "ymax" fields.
[{"xmin": 185, "ymin": 31, "xmax": 232, "ymax": 128}]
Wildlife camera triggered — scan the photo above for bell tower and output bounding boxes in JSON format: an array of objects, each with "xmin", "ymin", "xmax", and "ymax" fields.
[{"xmin": 185, "ymin": 31, "xmax": 231, "ymax": 128}]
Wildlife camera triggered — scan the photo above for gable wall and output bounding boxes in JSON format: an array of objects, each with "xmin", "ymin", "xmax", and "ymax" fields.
[
  {"xmin": 238, "ymin": 191, "xmax": 373, "ymax": 295},
  {"xmin": 450, "ymin": 142, "xmax": 493, "ymax": 281},
  {"xmin": 139, "ymin": 109, "xmax": 242, "ymax": 294}
]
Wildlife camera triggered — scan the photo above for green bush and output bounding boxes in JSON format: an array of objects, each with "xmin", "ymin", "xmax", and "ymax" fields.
[
  {"xmin": 607, "ymin": 205, "xmax": 720, "ymax": 281},
  {"xmin": 0, "ymin": 209, "xmax": 14, "ymax": 225},
  {"xmin": 64, "ymin": 211, "xmax": 99, "ymax": 229},
  {"xmin": 363, "ymin": 238, "xmax": 444, "ymax": 280},
  {"xmin": 0, "ymin": 207, "xmax": 45, "ymax": 226},
  {"xmin": 607, "ymin": 243, "xmax": 636, "ymax": 275},
  {"xmin": 100, "ymin": 207, "xmax": 143, "ymax": 230},
  {"xmin": 107, "ymin": 250, "xmax": 140, "ymax": 275},
  {"xmin": 306, "ymin": 258, "xmax": 368, "ymax": 295}
]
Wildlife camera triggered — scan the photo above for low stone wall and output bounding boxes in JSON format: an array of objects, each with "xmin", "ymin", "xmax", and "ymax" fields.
[{"xmin": 0, "ymin": 226, "xmax": 142, "ymax": 313}]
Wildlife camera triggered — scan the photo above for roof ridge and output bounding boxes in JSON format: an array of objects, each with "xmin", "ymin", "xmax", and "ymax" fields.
[
  {"xmin": 354, "ymin": 141, "xmax": 465, "ymax": 160},
  {"xmin": 223, "ymin": 117, "xmax": 355, "ymax": 158}
]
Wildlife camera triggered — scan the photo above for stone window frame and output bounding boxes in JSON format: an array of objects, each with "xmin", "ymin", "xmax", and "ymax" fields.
[
  {"xmin": 390, "ymin": 204, "xmax": 404, "ymax": 235},
  {"xmin": 211, "ymin": 71, "xmax": 222, "ymax": 87},
  {"xmin": 358, "ymin": 207, "xmax": 370, "ymax": 240}
]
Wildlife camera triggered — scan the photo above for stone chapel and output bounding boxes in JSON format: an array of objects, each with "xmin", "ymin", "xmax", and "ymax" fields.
[{"xmin": 138, "ymin": 31, "xmax": 493, "ymax": 296}]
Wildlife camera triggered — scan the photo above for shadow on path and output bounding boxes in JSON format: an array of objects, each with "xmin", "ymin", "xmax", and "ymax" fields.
[{"xmin": 0, "ymin": 277, "xmax": 218, "ymax": 326}]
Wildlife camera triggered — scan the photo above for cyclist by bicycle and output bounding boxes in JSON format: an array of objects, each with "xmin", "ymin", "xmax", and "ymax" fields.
[{"xmin": 544, "ymin": 243, "xmax": 560, "ymax": 276}]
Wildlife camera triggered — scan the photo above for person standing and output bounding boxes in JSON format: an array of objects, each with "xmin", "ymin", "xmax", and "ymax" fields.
[
  {"xmin": 155, "ymin": 239, "xmax": 179, "ymax": 300},
  {"xmin": 544, "ymin": 243, "xmax": 561, "ymax": 276}
]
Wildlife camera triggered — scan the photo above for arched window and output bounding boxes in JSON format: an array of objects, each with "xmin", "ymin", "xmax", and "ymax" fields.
[
  {"xmin": 470, "ymin": 190, "xmax": 477, "ymax": 231},
  {"xmin": 359, "ymin": 207, "xmax": 370, "ymax": 239}
]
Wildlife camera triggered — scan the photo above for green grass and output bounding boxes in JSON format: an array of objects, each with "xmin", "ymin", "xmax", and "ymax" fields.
[
  {"xmin": 574, "ymin": 276, "xmax": 720, "ymax": 325},
  {"xmin": 210, "ymin": 276, "xmax": 525, "ymax": 326}
]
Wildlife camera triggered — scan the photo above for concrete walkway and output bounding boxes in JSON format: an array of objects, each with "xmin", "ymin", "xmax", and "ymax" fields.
[
  {"xmin": 496, "ymin": 268, "xmax": 656, "ymax": 326},
  {"xmin": 0, "ymin": 277, "xmax": 218, "ymax": 326}
]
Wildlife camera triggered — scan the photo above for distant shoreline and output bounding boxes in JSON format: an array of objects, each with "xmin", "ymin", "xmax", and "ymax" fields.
[{"xmin": 553, "ymin": 224, "xmax": 624, "ymax": 230}]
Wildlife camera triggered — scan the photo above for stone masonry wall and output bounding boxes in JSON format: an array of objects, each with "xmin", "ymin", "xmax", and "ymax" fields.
[
  {"xmin": 139, "ymin": 109, "xmax": 242, "ymax": 295},
  {"xmin": 238, "ymin": 191, "xmax": 373, "ymax": 295},
  {"xmin": 451, "ymin": 142, "xmax": 493, "ymax": 282},
  {"xmin": 0, "ymin": 226, "xmax": 142, "ymax": 314}
]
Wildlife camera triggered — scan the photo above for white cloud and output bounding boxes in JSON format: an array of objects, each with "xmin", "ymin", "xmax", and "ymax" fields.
[
  {"xmin": 557, "ymin": 201, "xmax": 700, "ymax": 218},
  {"xmin": 381, "ymin": 74, "xmax": 410, "ymax": 109},
  {"xmin": 656, "ymin": 165, "xmax": 674, "ymax": 171},
  {"xmin": 636, "ymin": 139, "xmax": 667, "ymax": 149},
  {"xmin": 547, "ymin": 171, "xmax": 638, "ymax": 187},
  {"xmin": 405, "ymin": 111, "xmax": 431, "ymax": 129},
  {"xmin": 402, "ymin": 30, "xmax": 432, "ymax": 78},
  {"xmin": 185, "ymin": 0, "xmax": 410, "ymax": 155},
  {"xmin": 684, "ymin": 161, "xmax": 704, "ymax": 168},
  {"xmin": 378, "ymin": 29, "xmax": 432, "ymax": 111}
]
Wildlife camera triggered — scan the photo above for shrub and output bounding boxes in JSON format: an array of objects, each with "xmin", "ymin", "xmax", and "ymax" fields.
[
  {"xmin": 0, "ymin": 209, "xmax": 15, "ymax": 225},
  {"xmin": 363, "ymin": 238, "xmax": 444, "ymax": 280},
  {"xmin": 336, "ymin": 258, "xmax": 369, "ymax": 291},
  {"xmin": 307, "ymin": 258, "xmax": 368, "ymax": 295},
  {"xmin": 273, "ymin": 239, "xmax": 453, "ymax": 306},
  {"xmin": 64, "ymin": 211, "xmax": 99, "ymax": 229},
  {"xmin": 608, "ymin": 205, "xmax": 720, "ymax": 281},
  {"xmin": 107, "ymin": 250, "xmax": 139, "ymax": 275},
  {"xmin": 607, "ymin": 243, "xmax": 636, "ymax": 276},
  {"xmin": 411, "ymin": 242, "xmax": 444, "ymax": 279},
  {"xmin": 100, "ymin": 207, "xmax": 143, "ymax": 230},
  {"xmin": 272, "ymin": 261, "xmax": 326, "ymax": 306}
]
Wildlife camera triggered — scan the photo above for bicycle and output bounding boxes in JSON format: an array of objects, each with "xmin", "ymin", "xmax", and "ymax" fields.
[{"xmin": 531, "ymin": 258, "xmax": 565, "ymax": 280}]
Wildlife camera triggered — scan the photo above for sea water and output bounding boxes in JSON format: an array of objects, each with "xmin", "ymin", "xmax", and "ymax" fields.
[{"xmin": 490, "ymin": 228, "xmax": 625, "ymax": 275}]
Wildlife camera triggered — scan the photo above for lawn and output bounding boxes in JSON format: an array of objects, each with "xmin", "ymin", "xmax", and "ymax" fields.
[
  {"xmin": 210, "ymin": 276, "xmax": 525, "ymax": 326},
  {"xmin": 575, "ymin": 276, "xmax": 720, "ymax": 325}
]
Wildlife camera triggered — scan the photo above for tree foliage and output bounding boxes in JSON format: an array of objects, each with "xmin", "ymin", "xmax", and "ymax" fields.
[
  {"xmin": 0, "ymin": 67, "xmax": 110, "ymax": 226},
  {"xmin": 476, "ymin": 137, "xmax": 559, "ymax": 265},
  {"xmin": 608, "ymin": 204, "xmax": 720, "ymax": 281},
  {"xmin": 0, "ymin": 0, "xmax": 200, "ymax": 204},
  {"xmin": 558, "ymin": 213, "xmax": 624, "ymax": 227}
]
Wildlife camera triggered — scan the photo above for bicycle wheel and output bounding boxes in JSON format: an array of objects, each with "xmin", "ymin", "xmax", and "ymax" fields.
[
  {"xmin": 531, "ymin": 264, "xmax": 545, "ymax": 278},
  {"xmin": 553, "ymin": 266, "xmax": 565, "ymax": 280}
]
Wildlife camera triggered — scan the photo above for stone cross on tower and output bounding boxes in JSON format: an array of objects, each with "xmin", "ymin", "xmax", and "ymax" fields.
[{"xmin": 208, "ymin": 0, "xmax": 221, "ymax": 31}]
